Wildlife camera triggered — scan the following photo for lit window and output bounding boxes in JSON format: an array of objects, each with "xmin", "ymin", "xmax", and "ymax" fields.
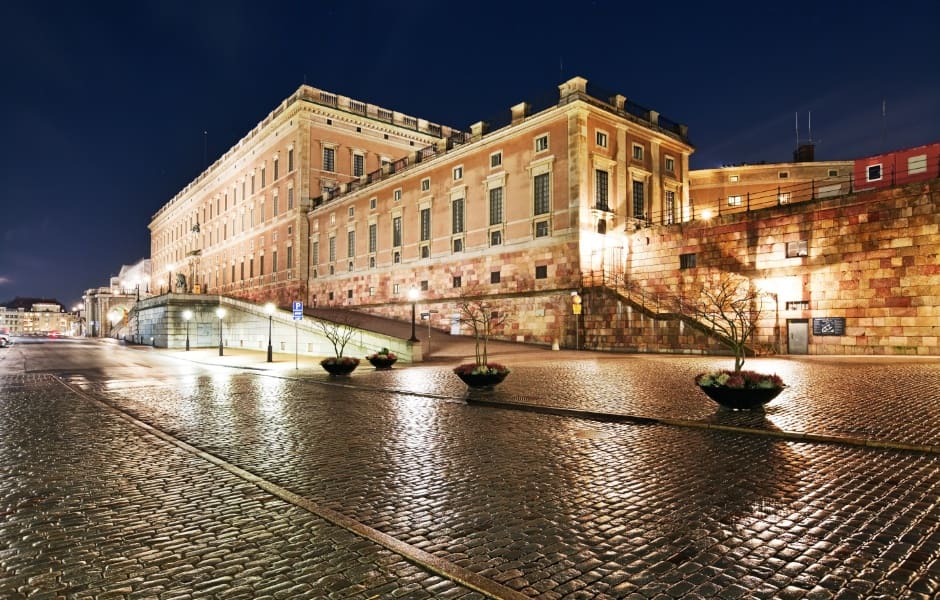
[
  {"xmin": 728, "ymin": 195, "xmax": 743, "ymax": 207},
  {"xmin": 778, "ymin": 192, "xmax": 791, "ymax": 205},
  {"xmin": 664, "ymin": 191, "xmax": 676, "ymax": 225},
  {"xmin": 786, "ymin": 240, "xmax": 808, "ymax": 258},
  {"xmin": 535, "ymin": 135, "xmax": 549, "ymax": 152}
]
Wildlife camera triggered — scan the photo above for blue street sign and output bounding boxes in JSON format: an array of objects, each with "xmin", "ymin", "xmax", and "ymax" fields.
[{"xmin": 292, "ymin": 301, "xmax": 303, "ymax": 321}]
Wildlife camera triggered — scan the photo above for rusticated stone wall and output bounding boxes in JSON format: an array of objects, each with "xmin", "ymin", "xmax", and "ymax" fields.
[{"xmin": 623, "ymin": 179, "xmax": 940, "ymax": 355}]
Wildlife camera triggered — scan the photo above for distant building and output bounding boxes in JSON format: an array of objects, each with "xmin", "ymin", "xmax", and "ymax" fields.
[
  {"xmin": 83, "ymin": 258, "xmax": 151, "ymax": 338},
  {"xmin": 689, "ymin": 156, "xmax": 853, "ymax": 218},
  {"xmin": 0, "ymin": 298, "xmax": 69, "ymax": 335}
]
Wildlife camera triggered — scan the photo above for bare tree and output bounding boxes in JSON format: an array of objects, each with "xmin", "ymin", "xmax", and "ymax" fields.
[
  {"xmin": 675, "ymin": 273, "xmax": 767, "ymax": 372},
  {"xmin": 315, "ymin": 314, "xmax": 359, "ymax": 359},
  {"xmin": 457, "ymin": 291, "xmax": 511, "ymax": 367}
]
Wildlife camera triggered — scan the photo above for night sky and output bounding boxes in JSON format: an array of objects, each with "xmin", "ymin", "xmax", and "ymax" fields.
[{"xmin": 2, "ymin": 1, "xmax": 939, "ymax": 308}]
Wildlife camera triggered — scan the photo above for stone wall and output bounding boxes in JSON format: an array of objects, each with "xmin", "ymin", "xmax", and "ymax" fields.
[{"xmin": 623, "ymin": 179, "xmax": 940, "ymax": 355}]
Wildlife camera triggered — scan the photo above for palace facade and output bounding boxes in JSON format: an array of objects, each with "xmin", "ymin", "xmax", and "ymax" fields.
[{"xmin": 150, "ymin": 76, "xmax": 694, "ymax": 345}]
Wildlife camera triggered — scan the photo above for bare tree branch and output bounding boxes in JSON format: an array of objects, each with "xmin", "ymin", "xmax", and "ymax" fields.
[{"xmin": 675, "ymin": 273, "xmax": 767, "ymax": 372}]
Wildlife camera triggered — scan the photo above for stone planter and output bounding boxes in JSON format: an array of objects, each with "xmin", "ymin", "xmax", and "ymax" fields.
[
  {"xmin": 697, "ymin": 385, "xmax": 784, "ymax": 410},
  {"xmin": 455, "ymin": 371, "xmax": 509, "ymax": 389},
  {"xmin": 367, "ymin": 356, "xmax": 397, "ymax": 370},
  {"xmin": 320, "ymin": 358, "xmax": 360, "ymax": 376}
]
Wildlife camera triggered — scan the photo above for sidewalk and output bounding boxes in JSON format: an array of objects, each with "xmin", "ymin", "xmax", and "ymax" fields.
[{"xmin": 147, "ymin": 333, "xmax": 940, "ymax": 455}]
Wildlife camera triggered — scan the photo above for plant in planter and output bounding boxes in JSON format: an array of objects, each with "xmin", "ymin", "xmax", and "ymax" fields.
[
  {"xmin": 316, "ymin": 315, "xmax": 360, "ymax": 376},
  {"xmin": 366, "ymin": 347, "xmax": 398, "ymax": 369},
  {"xmin": 452, "ymin": 292, "xmax": 511, "ymax": 388},
  {"xmin": 676, "ymin": 273, "xmax": 785, "ymax": 409}
]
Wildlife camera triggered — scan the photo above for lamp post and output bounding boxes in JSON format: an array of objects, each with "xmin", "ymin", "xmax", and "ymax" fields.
[
  {"xmin": 571, "ymin": 291, "xmax": 582, "ymax": 350},
  {"xmin": 183, "ymin": 309, "xmax": 193, "ymax": 351},
  {"xmin": 407, "ymin": 287, "xmax": 420, "ymax": 343},
  {"xmin": 265, "ymin": 302, "xmax": 275, "ymax": 362},
  {"xmin": 216, "ymin": 307, "xmax": 226, "ymax": 356}
]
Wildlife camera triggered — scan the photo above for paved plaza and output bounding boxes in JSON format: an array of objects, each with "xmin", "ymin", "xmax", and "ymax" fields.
[{"xmin": 1, "ymin": 338, "xmax": 939, "ymax": 599}]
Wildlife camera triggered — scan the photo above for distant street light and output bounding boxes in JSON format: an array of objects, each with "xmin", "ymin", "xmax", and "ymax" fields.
[
  {"xmin": 407, "ymin": 287, "xmax": 420, "ymax": 343},
  {"xmin": 216, "ymin": 307, "xmax": 226, "ymax": 356},
  {"xmin": 183, "ymin": 309, "xmax": 193, "ymax": 351},
  {"xmin": 265, "ymin": 302, "xmax": 275, "ymax": 363}
]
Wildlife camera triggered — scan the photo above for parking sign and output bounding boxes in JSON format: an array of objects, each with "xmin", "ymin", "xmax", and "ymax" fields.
[{"xmin": 292, "ymin": 301, "xmax": 303, "ymax": 321}]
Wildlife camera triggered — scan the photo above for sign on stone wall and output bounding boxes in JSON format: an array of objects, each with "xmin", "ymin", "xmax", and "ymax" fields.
[{"xmin": 812, "ymin": 317, "xmax": 846, "ymax": 336}]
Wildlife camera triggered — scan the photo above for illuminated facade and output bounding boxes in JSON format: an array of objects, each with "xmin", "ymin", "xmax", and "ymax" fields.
[
  {"xmin": 149, "ymin": 77, "xmax": 693, "ymax": 344},
  {"xmin": 149, "ymin": 85, "xmax": 457, "ymax": 306}
]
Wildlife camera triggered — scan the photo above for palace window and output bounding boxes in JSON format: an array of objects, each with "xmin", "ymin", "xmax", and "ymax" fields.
[
  {"xmin": 452, "ymin": 198, "xmax": 464, "ymax": 234},
  {"xmin": 420, "ymin": 208, "xmax": 431, "ymax": 241},
  {"xmin": 534, "ymin": 173, "xmax": 550, "ymax": 215},
  {"xmin": 595, "ymin": 170, "xmax": 609, "ymax": 211},
  {"xmin": 323, "ymin": 147, "xmax": 335, "ymax": 172},
  {"xmin": 535, "ymin": 134, "xmax": 548, "ymax": 152},
  {"xmin": 489, "ymin": 187, "xmax": 503, "ymax": 225}
]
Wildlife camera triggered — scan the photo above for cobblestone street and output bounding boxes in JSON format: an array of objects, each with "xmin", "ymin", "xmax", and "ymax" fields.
[{"xmin": 1, "ymin": 338, "xmax": 939, "ymax": 599}]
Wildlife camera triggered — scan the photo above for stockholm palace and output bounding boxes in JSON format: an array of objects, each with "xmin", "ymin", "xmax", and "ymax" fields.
[{"xmin": 147, "ymin": 76, "xmax": 939, "ymax": 356}]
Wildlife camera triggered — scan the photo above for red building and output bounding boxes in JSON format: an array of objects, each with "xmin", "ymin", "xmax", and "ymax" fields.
[{"xmin": 854, "ymin": 141, "xmax": 940, "ymax": 191}]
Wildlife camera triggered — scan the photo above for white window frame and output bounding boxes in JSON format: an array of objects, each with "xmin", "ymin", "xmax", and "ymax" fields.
[
  {"xmin": 595, "ymin": 130, "xmax": 608, "ymax": 148},
  {"xmin": 728, "ymin": 195, "xmax": 743, "ymax": 207},
  {"xmin": 866, "ymin": 164, "xmax": 882, "ymax": 182},
  {"xmin": 490, "ymin": 151, "xmax": 503, "ymax": 168},
  {"xmin": 453, "ymin": 165, "xmax": 463, "ymax": 181},
  {"xmin": 664, "ymin": 156, "xmax": 675, "ymax": 174},
  {"xmin": 632, "ymin": 144, "xmax": 644, "ymax": 161},
  {"xmin": 534, "ymin": 134, "xmax": 549, "ymax": 153},
  {"xmin": 420, "ymin": 177, "xmax": 430, "ymax": 192}
]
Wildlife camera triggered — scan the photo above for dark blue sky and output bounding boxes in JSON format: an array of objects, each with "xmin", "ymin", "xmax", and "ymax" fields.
[{"xmin": 2, "ymin": 1, "xmax": 938, "ymax": 307}]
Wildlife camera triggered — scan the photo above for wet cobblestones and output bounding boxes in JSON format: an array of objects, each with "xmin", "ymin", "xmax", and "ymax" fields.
[
  {"xmin": 347, "ymin": 355, "xmax": 940, "ymax": 448},
  {"xmin": 87, "ymin": 366, "xmax": 940, "ymax": 599},
  {"xmin": 0, "ymin": 376, "xmax": 479, "ymax": 599}
]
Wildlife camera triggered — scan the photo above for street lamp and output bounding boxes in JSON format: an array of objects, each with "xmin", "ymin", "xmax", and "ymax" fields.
[
  {"xmin": 265, "ymin": 302, "xmax": 275, "ymax": 362},
  {"xmin": 182, "ymin": 309, "xmax": 193, "ymax": 351},
  {"xmin": 216, "ymin": 307, "xmax": 226, "ymax": 356},
  {"xmin": 407, "ymin": 287, "xmax": 420, "ymax": 343}
]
